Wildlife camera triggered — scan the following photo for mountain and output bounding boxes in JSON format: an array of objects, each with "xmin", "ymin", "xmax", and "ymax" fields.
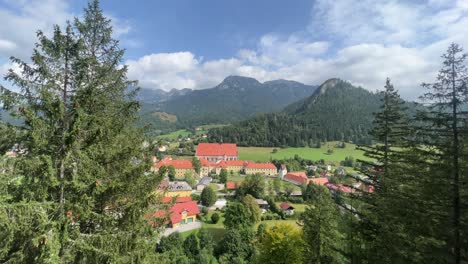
[
  {"xmin": 139, "ymin": 76, "xmax": 317, "ymax": 134},
  {"xmin": 207, "ymin": 79, "xmax": 389, "ymax": 147},
  {"xmin": 136, "ymin": 88, "xmax": 192, "ymax": 104}
]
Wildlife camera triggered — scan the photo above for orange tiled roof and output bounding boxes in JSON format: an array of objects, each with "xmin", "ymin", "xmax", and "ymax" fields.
[
  {"xmin": 225, "ymin": 160, "xmax": 248, "ymax": 167},
  {"xmin": 284, "ymin": 172, "xmax": 308, "ymax": 185},
  {"xmin": 226, "ymin": 181, "xmax": 240, "ymax": 190},
  {"xmin": 161, "ymin": 196, "xmax": 193, "ymax": 204},
  {"xmin": 155, "ymin": 156, "xmax": 193, "ymax": 169},
  {"xmin": 309, "ymin": 177, "xmax": 329, "ymax": 185},
  {"xmin": 196, "ymin": 143, "xmax": 237, "ymax": 157},
  {"xmin": 152, "ymin": 201, "xmax": 200, "ymax": 225}
]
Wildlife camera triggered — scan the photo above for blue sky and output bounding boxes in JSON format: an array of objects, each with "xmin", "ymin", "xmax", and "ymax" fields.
[
  {"xmin": 99, "ymin": 0, "xmax": 313, "ymax": 60},
  {"xmin": 1, "ymin": 0, "xmax": 468, "ymax": 99}
]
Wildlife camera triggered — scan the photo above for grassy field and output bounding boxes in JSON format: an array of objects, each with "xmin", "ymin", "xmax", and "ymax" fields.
[
  {"xmin": 239, "ymin": 141, "xmax": 368, "ymax": 163},
  {"xmin": 226, "ymin": 175, "xmax": 301, "ymax": 191},
  {"xmin": 227, "ymin": 175, "xmax": 246, "ymax": 182},
  {"xmin": 157, "ymin": 124, "xmax": 226, "ymax": 140}
]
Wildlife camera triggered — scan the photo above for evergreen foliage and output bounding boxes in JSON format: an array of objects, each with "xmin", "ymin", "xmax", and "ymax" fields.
[
  {"xmin": 200, "ymin": 186, "xmax": 217, "ymax": 207},
  {"xmin": 0, "ymin": 1, "xmax": 161, "ymax": 262}
]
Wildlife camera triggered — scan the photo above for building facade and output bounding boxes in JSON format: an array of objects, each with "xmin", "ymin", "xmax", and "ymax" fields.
[{"xmin": 244, "ymin": 163, "xmax": 277, "ymax": 176}]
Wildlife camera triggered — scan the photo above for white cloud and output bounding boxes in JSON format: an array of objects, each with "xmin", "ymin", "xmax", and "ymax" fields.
[
  {"xmin": 0, "ymin": 39, "xmax": 16, "ymax": 51},
  {"xmin": 126, "ymin": 0, "xmax": 468, "ymax": 100}
]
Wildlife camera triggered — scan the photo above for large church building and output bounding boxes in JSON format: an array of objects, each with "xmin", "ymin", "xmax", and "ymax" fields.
[{"xmin": 195, "ymin": 143, "xmax": 238, "ymax": 162}]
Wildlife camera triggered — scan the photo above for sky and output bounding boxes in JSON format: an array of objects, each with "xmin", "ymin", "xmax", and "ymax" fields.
[{"xmin": 0, "ymin": 0, "xmax": 468, "ymax": 100}]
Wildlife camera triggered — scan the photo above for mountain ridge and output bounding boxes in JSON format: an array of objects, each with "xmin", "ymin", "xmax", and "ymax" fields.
[
  {"xmin": 207, "ymin": 79, "xmax": 391, "ymax": 146},
  {"xmin": 139, "ymin": 76, "xmax": 318, "ymax": 134}
]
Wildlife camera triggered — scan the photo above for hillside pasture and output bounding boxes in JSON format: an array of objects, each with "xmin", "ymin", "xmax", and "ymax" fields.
[{"xmin": 239, "ymin": 142, "xmax": 369, "ymax": 163}]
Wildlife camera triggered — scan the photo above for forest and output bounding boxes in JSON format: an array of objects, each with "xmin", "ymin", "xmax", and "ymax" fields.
[{"xmin": 0, "ymin": 1, "xmax": 467, "ymax": 263}]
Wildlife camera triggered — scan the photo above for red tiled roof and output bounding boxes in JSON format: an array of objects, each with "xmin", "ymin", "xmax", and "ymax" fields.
[
  {"xmin": 216, "ymin": 160, "xmax": 227, "ymax": 168},
  {"xmin": 226, "ymin": 160, "xmax": 247, "ymax": 167},
  {"xmin": 280, "ymin": 202, "xmax": 294, "ymax": 210},
  {"xmin": 284, "ymin": 172, "xmax": 308, "ymax": 185},
  {"xmin": 199, "ymin": 157, "xmax": 212, "ymax": 167},
  {"xmin": 325, "ymin": 183, "xmax": 353, "ymax": 193},
  {"xmin": 245, "ymin": 163, "xmax": 277, "ymax": 169},
  {"xmin": 152, "ymin": 201, "xmax": 200, "ymax": 225},
  {"xmin": 196, "ymin": 143, "xmax": 237, "ymax": 157},
  {"xmin": 161, "ymin": 196, "xmax": 193, "ymax": 204},
  {"xmin": 226, "ymin": 181, "xmax": 240, "ymax": 190},
  {"xmin": 170, "ymin": 201, "xmax": 200, "ymax": 224},
  {"xmin": 155, "ymin": 157, "xmax": 193, "ymax": 169},
  {"xmin": 309, "ymin": 177, "xmax": 329, "ymax": 186}
]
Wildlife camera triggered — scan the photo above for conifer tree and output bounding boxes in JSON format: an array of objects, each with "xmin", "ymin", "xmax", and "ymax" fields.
[
  {"xmin": 0, "ymin": 1, "xmax": 161, "ymax": 262},
  {"xmin": 352, "ymin": 78, "xmax": 413, "ymax": 263},
  {"xmin": 416, "ymin": 43, "xmax": 468, "ymax": 263},
  {"xmin": 301, "ymin": 184, "xmax": 344, "ymax": 263}
]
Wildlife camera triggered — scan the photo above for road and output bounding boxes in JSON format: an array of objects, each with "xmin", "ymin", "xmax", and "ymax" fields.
[{"xmin": 161, "ymin": 221, "xmax": 202, "ymax": 237}]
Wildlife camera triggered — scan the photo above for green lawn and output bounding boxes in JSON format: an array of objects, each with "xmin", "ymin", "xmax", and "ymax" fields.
[
  {"xmin": 227, "ymin": 175, "xmax": 246, "ymax": 182},
  {"xmin": 157, "ymin": 124, "xmax": 227, "ymax": 140},
  {"xmin": 239, "ymin": 141, "xmax": 369, "ymax": 163},
  {"xmin": 208, "ymin": 183, "xmax": 221, "ymax": 190},
  {"xmin": 158, "ymin": 129, "xmax": 193, "ymax": 140},
  {"xmin": 226, "ymin": 174, "xmax": 301, "ymax": 191},
  {"xmin": 181, "ymin": 211, "xmax": 226, "ymax": 241}
]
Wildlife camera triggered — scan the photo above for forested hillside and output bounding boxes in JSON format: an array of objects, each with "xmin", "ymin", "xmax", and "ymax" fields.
[
  {"xmin": 140, "ymin": 76, "xmax": 317, "ymax": 133},
  {"xmin": 208, "ymin": 79, "xmax": 389, "ymax": 146}
]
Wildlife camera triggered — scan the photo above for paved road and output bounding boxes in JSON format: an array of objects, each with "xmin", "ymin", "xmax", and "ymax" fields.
[{"xmin": 161, "ymin": 221, "xmax": 202, "ymax": 237}]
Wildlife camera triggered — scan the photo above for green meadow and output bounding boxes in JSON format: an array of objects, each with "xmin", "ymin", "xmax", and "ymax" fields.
[
  {"xmin": 238, "ymin": 141, "xmax": 369, "ymax": 163},
  {"xmin": 157, "ymin": 124, "xmax": 227, "ymax": 140}
]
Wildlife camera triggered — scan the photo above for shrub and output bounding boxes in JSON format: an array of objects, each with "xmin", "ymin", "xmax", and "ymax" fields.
[
  {"xmin": 202, "ymin": 207, "xmax": 209, "ymax": 215},
  {"xmin": 191, "ymin": 194, "xmax": 201, "ymax": 202},
  {"xmin": 211, "ymin": 212, "xmax": 220, "ymax": 224},
  {"xmin": 288, "ymin": 197, "xmax": 304, "ymax": 204}
]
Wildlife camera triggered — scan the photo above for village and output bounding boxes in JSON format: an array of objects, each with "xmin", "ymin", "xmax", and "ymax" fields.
[{"xmin": 150, "ymin": 142, "xmax": 373, "ymax": 237}]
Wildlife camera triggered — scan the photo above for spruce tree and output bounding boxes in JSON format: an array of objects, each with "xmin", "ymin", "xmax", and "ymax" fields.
[
  {"xmin": 301, "ymin": 184, "xmax": 344, "ymax": 263},
  {"xmin": 0, "ymin": 1, "xmax": 161, "ymax": 262},
  {"xmin": 416, "ymin": 43, "xmax": 468, "ymax": 263},
  {"xmin": 352, "ymin": 78, "xmax": 415, "ymax": 263}
]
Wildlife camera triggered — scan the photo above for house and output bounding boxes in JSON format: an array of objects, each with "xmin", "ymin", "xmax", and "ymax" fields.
[
  {"xmin": 195, "ymin": 176, "xmax": 212, "ymax": 191},
  {"xmin": 153, "ymin": 156, "xmax": 196, "ymax": 179},
  {"xmin": 195, "ymin": 143, "xmax": 238, "ymax": 162},
  {"xmin": 290, "ymin": 190, "xmax": 303, "ymax": 197},
  {"xmin": 161, "ymin": 196, "xmax": 193, "ymax": 204},
  {"xmin": 157, "ymin": 181, "xmax": 193, "ymax": 197},
  {"xmin": 326, "ymin": 165, "xmax": 332, "ymax": 171},
  {"xmin": 278, "ymin": 164, "xmax": 288, "ymax": 180},
  {"xmin": 305, "ymin": 165, "xmax": 318, "ymax": 171},
  {"xmin": 279, "ymin": 202, "xmax": 295, "ymax": 216},
  {"xmin": 225, "ymin": 160, "xmax": 249, "ymax": 174},
  {"xmin": 283, "ymin": 172, "xmax": 309, "ymax": 185},
  {"xmin": 325, "ymin": 183, "xmax": 353, "ymax": 194},
  {"xmin": 309, "ymin": 177, "xmax": 329, "ymax": 186},
  {"xmin": 334, "ymin": 167, "xmax": 347, "ymax": 176},
  {"xmin": 255, "ymin": 199, "xmax": 269, "ymax": 213},
  {"xmin": 152, "ymin": 201, "xmax": 200, "ymax": 228},
  {"xmin": 244, "ymin": 163, "xmax": 277, "ymax": 176}
]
